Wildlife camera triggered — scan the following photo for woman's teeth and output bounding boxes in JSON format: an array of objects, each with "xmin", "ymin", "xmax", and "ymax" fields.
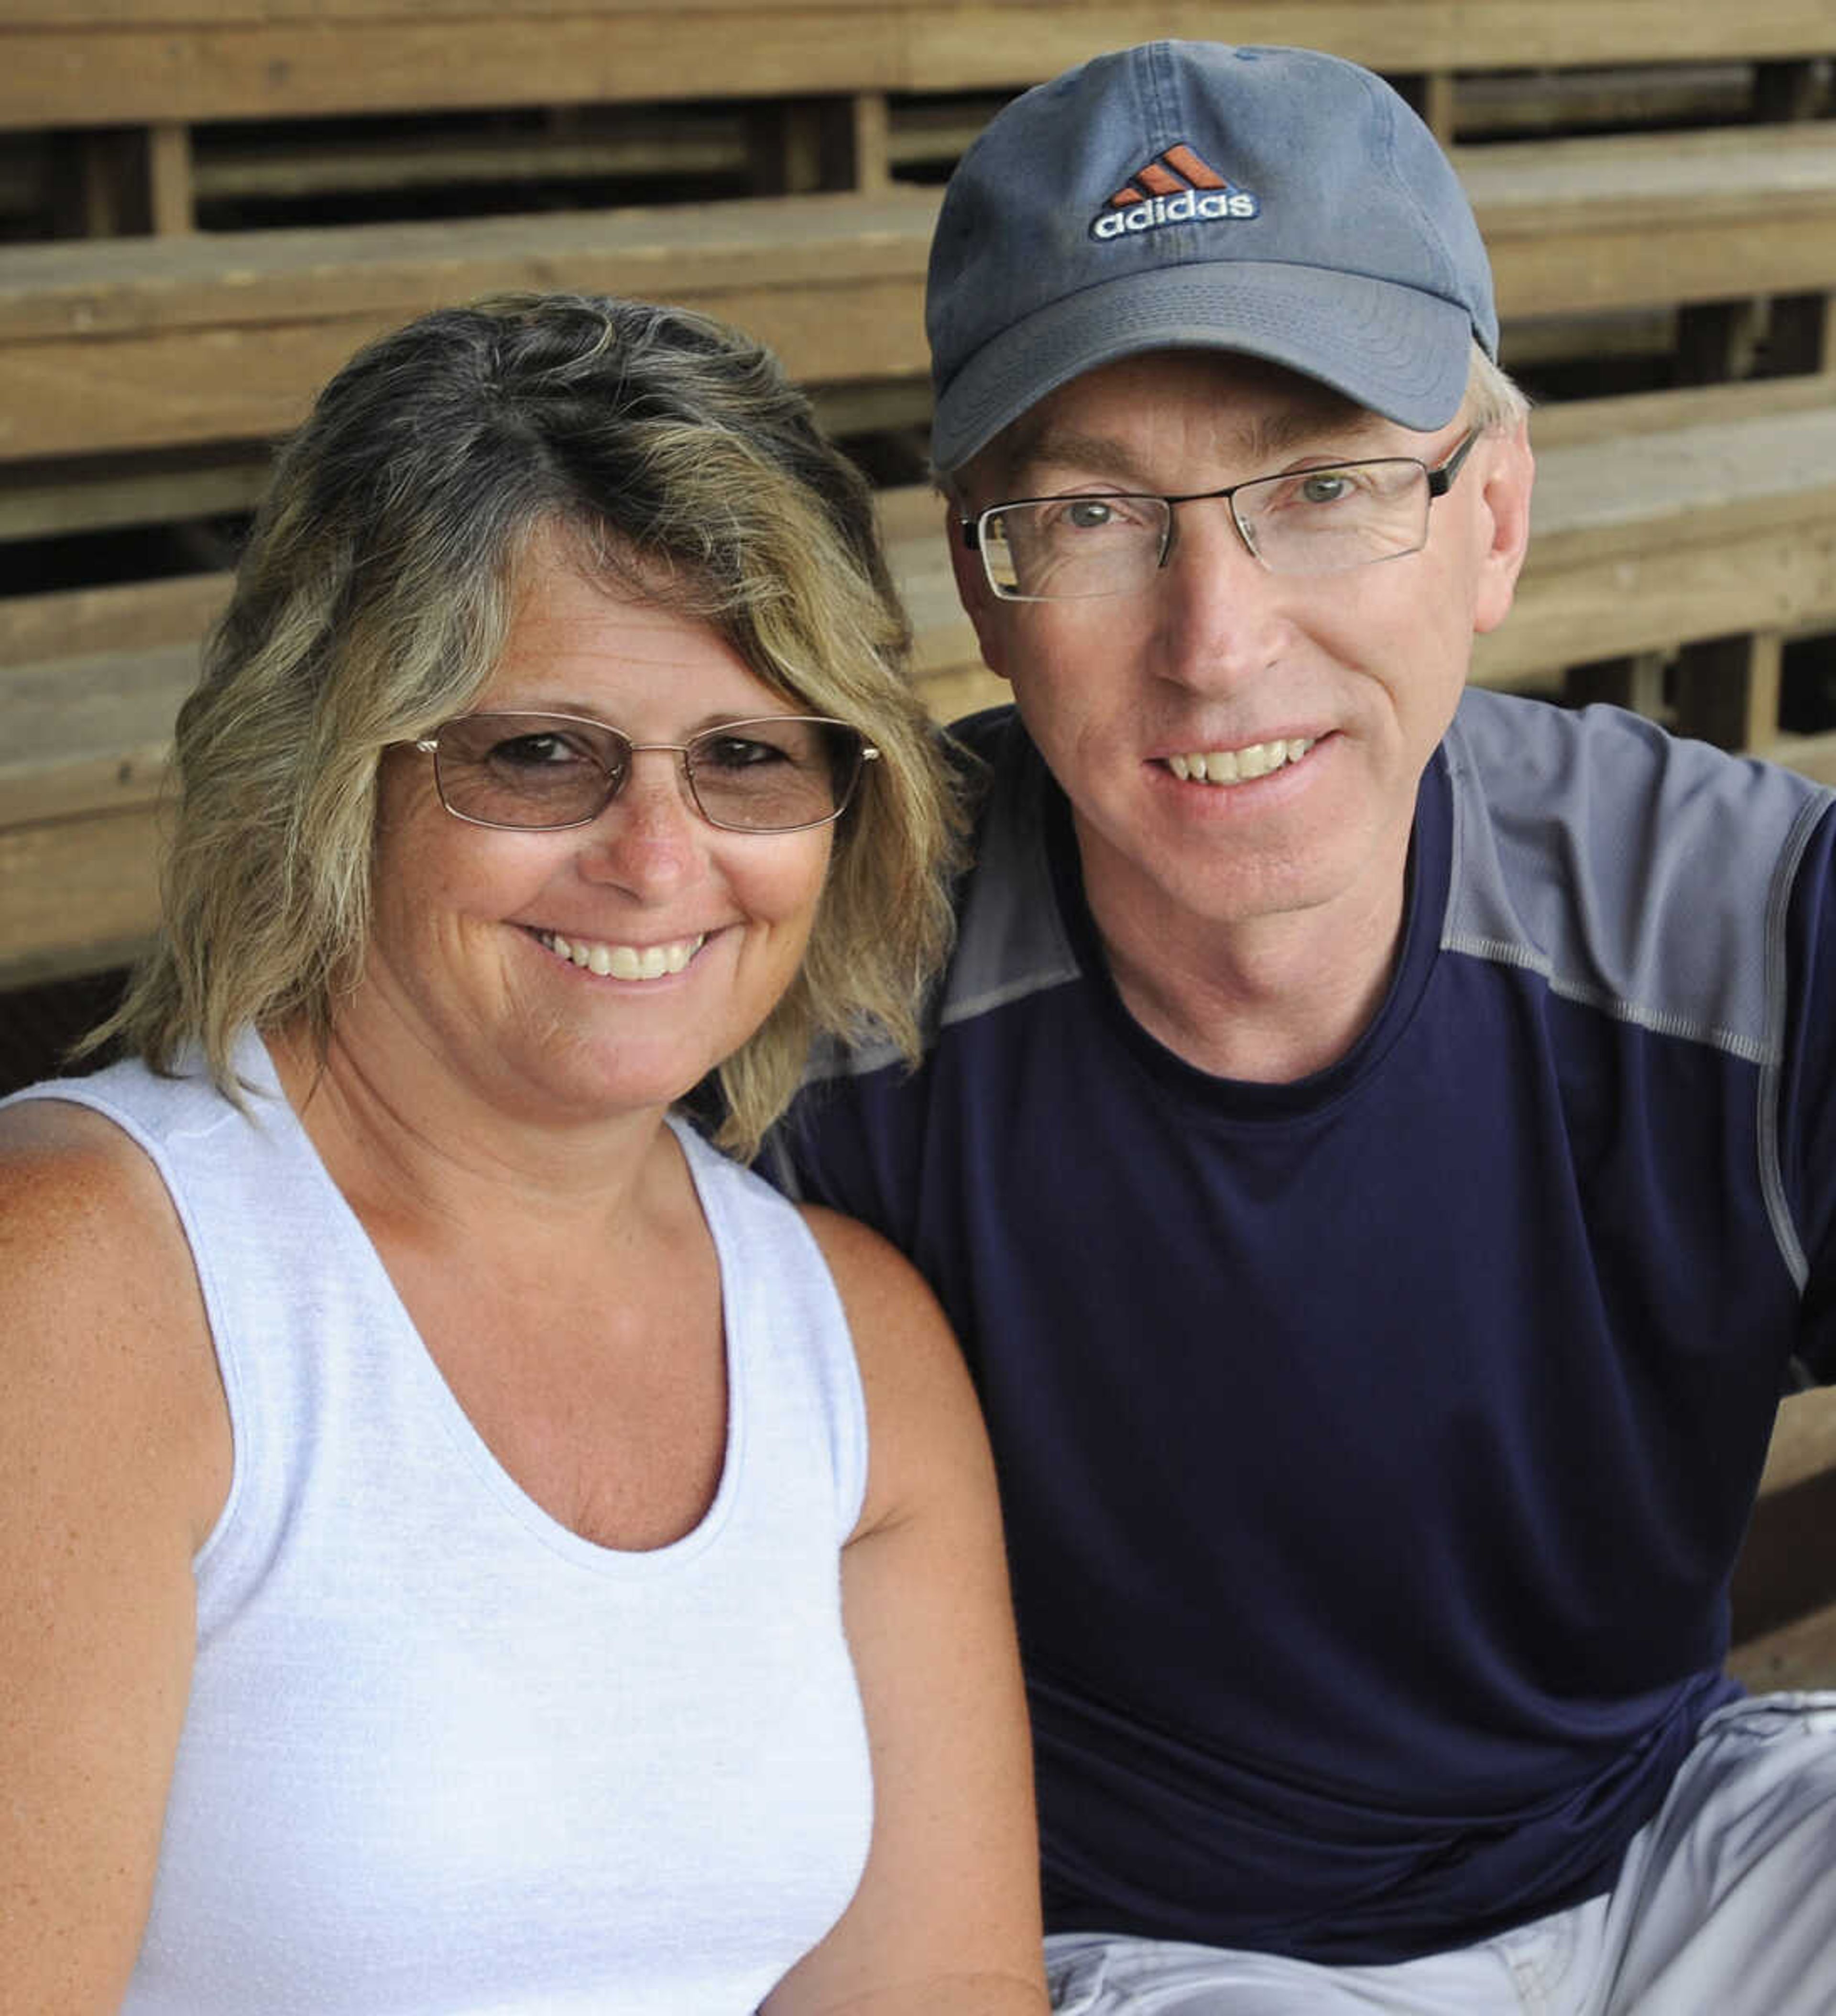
[{"xmin": 536, "ymin": 931, "xmax": 705, "ymax": 980}]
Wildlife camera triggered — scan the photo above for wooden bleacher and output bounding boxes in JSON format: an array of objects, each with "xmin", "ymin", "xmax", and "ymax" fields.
[
  {"xmin": 6, "ymin": 2, "xmax": 1832, "ymax": 134},
  {"xmin": 2, "ymin": 7, "xmax": 1834, "ymax": 1677},
  {"xmin": 2, "ymin": 121, "xmax": 1834, "ymax": 471}
]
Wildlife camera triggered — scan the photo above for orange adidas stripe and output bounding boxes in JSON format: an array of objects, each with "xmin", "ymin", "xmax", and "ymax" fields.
[{"xmin": 1163, "ymin": 144, "xmax": 1227, "ymax": 189}]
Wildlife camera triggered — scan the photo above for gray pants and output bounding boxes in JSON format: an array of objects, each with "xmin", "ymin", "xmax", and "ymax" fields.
[{"xmin": 1048, "ymin": 1693, "xmax": 1836, "ymax": 2015}]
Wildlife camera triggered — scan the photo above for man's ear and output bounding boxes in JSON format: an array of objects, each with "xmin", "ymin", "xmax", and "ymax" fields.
[
  {"xmin": 943, "ymin": 497, "xmax": 1014, "ymax": 682},
  {"xmin": 1472, "ymin": 420, "xmax": 1535, "ymax": 637}
]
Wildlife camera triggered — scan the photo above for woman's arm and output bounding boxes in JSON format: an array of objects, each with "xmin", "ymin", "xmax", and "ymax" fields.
[
  {"xmin": 764, "ymin": 1207, "xmax": 1048, "ymax": 2016},
  {"xmin": 0, "ymin": 1103, "xmax": 230, "ymax": 2012}
]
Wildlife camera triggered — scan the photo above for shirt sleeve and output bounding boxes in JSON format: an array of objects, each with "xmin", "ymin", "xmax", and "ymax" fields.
[{"xmin": 1782, "ymin": 798, "xmax": 1836, "ymax": 1385}]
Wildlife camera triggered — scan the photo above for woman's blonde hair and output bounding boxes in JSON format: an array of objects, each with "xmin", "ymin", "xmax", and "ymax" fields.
[{"xmin": 97, "ymin": 294, "xmax": 960, "ymax": 1157}]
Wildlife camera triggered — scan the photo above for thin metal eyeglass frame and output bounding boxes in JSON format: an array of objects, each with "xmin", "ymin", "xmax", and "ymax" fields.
[
  {"xmin": 410, "ymin": 711, "xmax": 880, "ymax": 834},
  {"xmin": 961, "ymin": 427, "xmax": 1482, "ymax": 599}
]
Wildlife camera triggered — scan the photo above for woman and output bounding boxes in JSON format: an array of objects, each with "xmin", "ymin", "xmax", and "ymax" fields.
[{"xmin": 0, "ymin": 296, "xmax": 1045, "ymax": 2014}]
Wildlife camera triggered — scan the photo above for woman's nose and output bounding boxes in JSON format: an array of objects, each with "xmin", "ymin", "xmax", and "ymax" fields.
[{"xmin": 576, "ymin": 748, "xmax": 707, "ymax": 894}]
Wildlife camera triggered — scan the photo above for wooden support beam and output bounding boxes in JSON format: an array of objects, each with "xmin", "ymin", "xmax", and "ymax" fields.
[
  {"xmin": 1672, "ymin": 630, "xmax": 1785, "ymax": 750},
  {"xmin": 1421, "ymin": 70, "xmax": 1459, "ymax": 147},
  {"xmin": 1753, "ymin": 57, "xmax": 1825, "ymax": 121},
  {"xmin": 147, "ymin": 121, "xmax": 195, "ymax": 236},
  {"xmin": 1676, "ymin": 298, "xmax": 1768, "ymax": 384},
  {"xmin": 1762, "ymin": 291, "xmax": 1836, "ymax": 377},
  {"xmin": 851, "ymin": 90, "xmax": 891, "ymax": 194},
  {"xmin": 746, "ymin": 98, "xmax": 854, "ymax": 196},
  {"xmin": 1563, "ymin": 652, "xmax": 1671, "ymax": 723}
]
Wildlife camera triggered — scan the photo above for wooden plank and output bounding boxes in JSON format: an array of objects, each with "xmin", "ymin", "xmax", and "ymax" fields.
[
  {"xmin": 0, "ymin": 644, "xmax": 195, "ymax": 824},
  {"xmin": 1759, "ymin": 728, "xmax": 1836, "ymax": 786},
  {"xmin": 1527, "ymin": 373, "xmax": 1836, "ymax": 448},
  {"xmin": 0, "ymin": 577, "xmax": 224, "ymax": 669},
  {"xmin": 1758, "ymin": 1386, "xmax": 1836, "ymax": 1497},
  {"xmin": 0, "ymin": 809, "xmax": 164, "ymax": 988},
  {"xmin": 900, "ymin": 4, "xmax": 1836, "ymax": 81},
  {"xmin": 192, "ymin": 117, "xmax": 746, "ymax": 202},
  {"xmin": 5, "ymin": 125, "xmax": 1831, "ymax": 346},
  {"xmin": 1469, "ymin": 127, "xmax": 1836, "ymax": 322},
  {"xmin": 0, "ymin": 16, "xmax": 908, "ymax": 128},
  {"xmin": 1480, "ymin": 524, "xmax": 1836, "ymax": 688},
  {"xmin": 1456, "ymin": 63, "xmax": 1756, "ymax": 138},
  {"xmin": 0, "ymin": 446, "xmax": 271, "ymax": 540},
  {"xmin": 1728, "ymin": 1602, "xmax": 1836, "ymax": 1689},
  {"xmin": 7, "ymin": 5, "xmax": 1836, "ymax": 129},
  {"xmin": 0, "ymin": 188, "xmax": 939, "ymax": 341},
  {"xmin": 5, "ymin": 121, "xmax": 1836, "ymax": 463},
  {"xmin": 1729, "ymin": 1385, "xmax": 1836, "ymax": 1685}
]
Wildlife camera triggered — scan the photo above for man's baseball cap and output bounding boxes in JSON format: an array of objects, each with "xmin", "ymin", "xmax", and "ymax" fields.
[{"xmin": 925, "ymin": 41, "xmax": 1498, "ymax": 471}]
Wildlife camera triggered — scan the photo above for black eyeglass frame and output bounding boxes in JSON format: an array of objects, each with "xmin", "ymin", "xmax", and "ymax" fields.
[
  {"xmin": 409, "ymin": 710, "xmax": 881, "ymax": 835},
  {"xmin": 959, "ymin": 427, "xmax": 1482, "ymax": 599}
]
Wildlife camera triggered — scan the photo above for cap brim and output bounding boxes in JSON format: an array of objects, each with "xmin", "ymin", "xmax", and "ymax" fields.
[{"xmin": 930, "ymin": 262, "xmax": 1475, "ymax": 471}]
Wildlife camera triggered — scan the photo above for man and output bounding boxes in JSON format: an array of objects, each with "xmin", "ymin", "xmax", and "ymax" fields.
[{"xmin": 773, "ymin": 41, "xmax": 1836, "ymax": 2014}]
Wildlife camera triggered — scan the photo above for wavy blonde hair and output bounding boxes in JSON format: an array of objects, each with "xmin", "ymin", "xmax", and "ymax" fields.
[{"xmin": 97, "ymin": 295, "xmax": 960, "ymax": 1157}]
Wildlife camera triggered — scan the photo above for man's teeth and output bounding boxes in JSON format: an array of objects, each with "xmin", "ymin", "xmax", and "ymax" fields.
[
  {"xmin": 537, "ymin": 931, "xmax": 705, "ymax": 980},
  {"xmin": 1167, "ymin": 737, "xmax": 1316, "ymax": 785}
]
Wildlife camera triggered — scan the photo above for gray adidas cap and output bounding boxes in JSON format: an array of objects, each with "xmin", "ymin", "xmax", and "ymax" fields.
[{"xmin": 925, "ymin": 41, "xmax": 1498, "ymax": 471}]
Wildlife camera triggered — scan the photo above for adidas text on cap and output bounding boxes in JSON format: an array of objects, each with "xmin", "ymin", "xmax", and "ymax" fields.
[{"xmin": 925, "ymin": 41, "xmax": 1498, "ymax": 472}]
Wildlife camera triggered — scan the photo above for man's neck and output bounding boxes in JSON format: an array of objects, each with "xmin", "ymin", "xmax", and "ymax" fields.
[{"xmin": 1081, "ymin": 839, "xmax": 1412, "ymax": 1086}]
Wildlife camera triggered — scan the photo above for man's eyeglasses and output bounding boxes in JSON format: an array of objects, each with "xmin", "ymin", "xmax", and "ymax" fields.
[
  {"xmin": 961, "ymin": 430, "xmax": 1480, "ymax": 602},
  {"xmin": 412, "ymin": 711, "xmax": 878, "ymax": 834}
]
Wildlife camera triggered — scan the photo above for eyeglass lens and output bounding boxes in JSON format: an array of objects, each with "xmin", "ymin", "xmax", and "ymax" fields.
[
  {"xmin": 430, "ymin": 713, "xmax": 865, "ymax": 832},
  {"xmin": 982, "ymin": 457, "xmax": 1435, "ymax": 599}
]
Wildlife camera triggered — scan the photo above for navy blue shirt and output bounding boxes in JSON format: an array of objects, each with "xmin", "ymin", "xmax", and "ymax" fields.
[{"xmin": 774, "ymin": 689, "xmax": 1836, "ymax": 1962}]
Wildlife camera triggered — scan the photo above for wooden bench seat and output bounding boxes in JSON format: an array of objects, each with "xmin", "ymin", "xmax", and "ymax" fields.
[
  {"xmin": 2, "ymin": 120, "xmax": 1834, "ymax": 467},
  {"xmin": 6, "ymin": 1, "xmax": 1834, "ymax": 131},
  {"xmin": 1729, "ymin": 1385, "xmax": 1836, "ymax": 1689}
]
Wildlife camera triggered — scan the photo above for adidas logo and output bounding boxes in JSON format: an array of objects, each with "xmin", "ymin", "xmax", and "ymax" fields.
[{"xmin": 1091, "ymin": 143, "xmax": 1259, "ymax": 241}]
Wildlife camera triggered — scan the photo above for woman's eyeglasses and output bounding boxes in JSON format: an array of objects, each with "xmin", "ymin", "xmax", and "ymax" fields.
[{"xmin": 412, "ymin": 711, "xmax": 878, "ymax": 834}]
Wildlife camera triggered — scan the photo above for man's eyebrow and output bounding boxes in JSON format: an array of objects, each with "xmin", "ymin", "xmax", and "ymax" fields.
[
  {"xmin": 1005, "ymin": 427, "xmax": 1148, "ymax": 489},
  {"xmin": 1004, "ymin": 405, "xmax": 1391, "ymax": 493}
]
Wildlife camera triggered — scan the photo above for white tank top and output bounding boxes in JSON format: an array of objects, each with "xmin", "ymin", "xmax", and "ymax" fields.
[{"xmin": 8, "ymin": 1032, "xmax": 873, "ymax": 2014}]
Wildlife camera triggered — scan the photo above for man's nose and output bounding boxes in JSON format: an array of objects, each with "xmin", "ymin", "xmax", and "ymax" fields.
[{"xmin": 1150, "ymin": 496, "xmax": 1293, "ymax": 688}]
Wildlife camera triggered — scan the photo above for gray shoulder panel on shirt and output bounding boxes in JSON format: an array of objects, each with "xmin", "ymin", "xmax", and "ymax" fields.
[{"xmin": 1443, "ymin": 688, "xmax": 1834, "ymax": 1067}]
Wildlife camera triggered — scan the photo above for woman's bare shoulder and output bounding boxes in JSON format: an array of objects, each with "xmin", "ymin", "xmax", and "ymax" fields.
[
  {"xmin": 0, "ymin": 1090, "xmax": 229, "ymax": 1541},
  {"xmin": 797, "ymin": 1203, "xmax": 992, "ymax": 1538},
  {"xmin": 0, "ymin": 1091, "xmax": 184, "ymax": 1261}
]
